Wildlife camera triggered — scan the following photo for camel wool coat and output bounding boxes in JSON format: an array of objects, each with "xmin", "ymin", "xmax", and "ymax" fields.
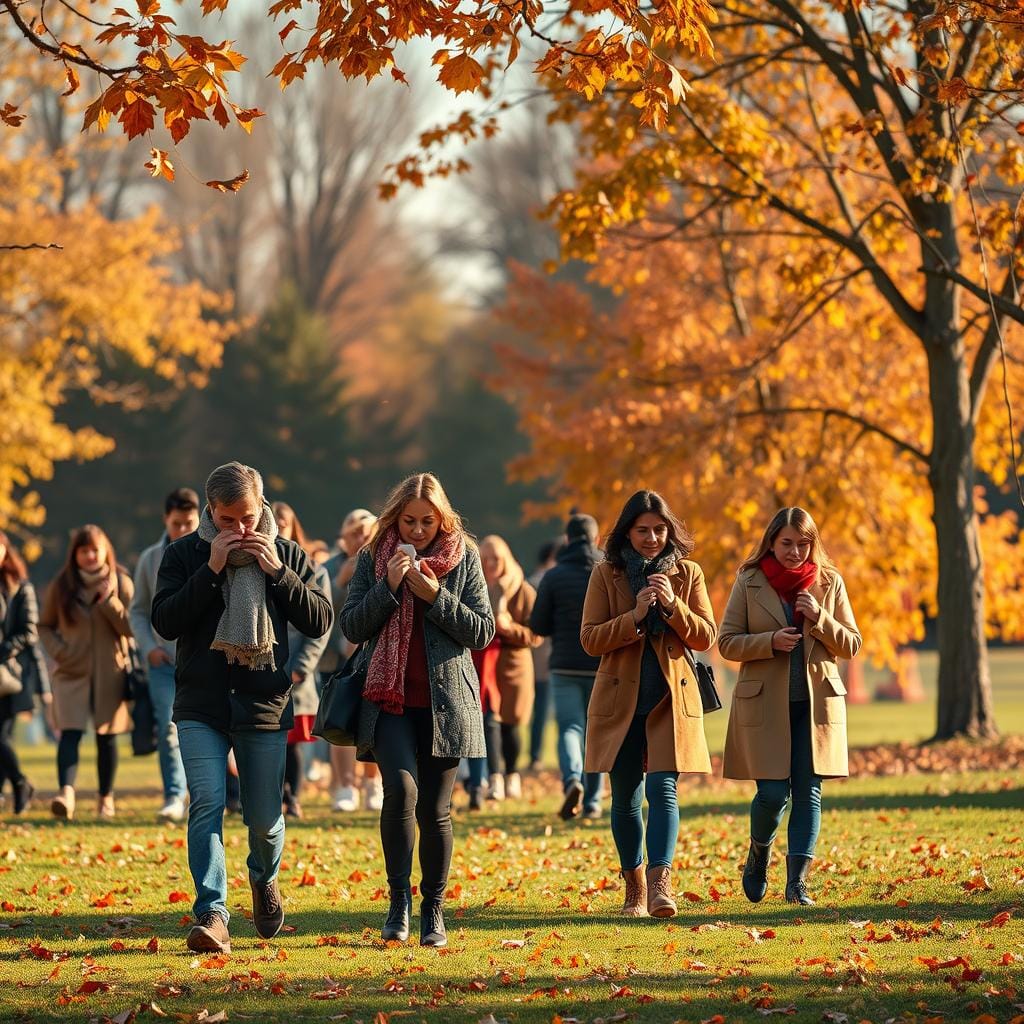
[
  {"xmin": 580, "ymin": 558, "xmax": 716, "ymax": 774},
  {"xmin": 39, "ymin": 571, "xmax": 134, "ymax": 735},
  {"xmin": 494, "ymin": 580, "xmax": 541, "ymax": 727},
  {"xmin": 719, "ymin": 567, "xmax": 862, "ymax": 780}
]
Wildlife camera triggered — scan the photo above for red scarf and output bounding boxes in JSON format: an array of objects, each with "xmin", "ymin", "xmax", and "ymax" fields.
[
  {"xmin": 364, "ymin": 524, "xmax": 466, "ymax": 714},
  {"xmin": 759, "ymin": 554, "xmax": 818, "ymax": 627}
]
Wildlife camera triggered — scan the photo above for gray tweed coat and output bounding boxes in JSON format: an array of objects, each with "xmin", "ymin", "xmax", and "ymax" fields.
[{"xmin": 340, "ymin": 543, "xmax": 493, "ymax": 761}]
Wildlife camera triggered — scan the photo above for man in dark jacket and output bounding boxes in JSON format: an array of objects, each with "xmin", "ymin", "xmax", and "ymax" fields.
[
  {"xmin": 152, "ymin": 462, "xmax": 332, "ymax": 954},
  {"xmin": 529, "ymin": 513, "xmax": 604, "ymax": 821}
]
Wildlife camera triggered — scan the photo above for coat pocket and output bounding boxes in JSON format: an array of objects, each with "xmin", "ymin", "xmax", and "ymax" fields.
[
  {"xmin": 823, "ymin": 670, "xmax": 847, "ymax": 696},
  {"xmin": 588, "ymin": 671, "xmax": 619, "ymax": 717},
  {"xmin": 733, "ymin": 678, "xmax": 765, "ymax": 727}
]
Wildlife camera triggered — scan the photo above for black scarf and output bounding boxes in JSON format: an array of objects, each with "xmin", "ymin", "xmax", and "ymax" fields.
[{"xmin": 622, "ymin": 544, "xmax": 678, "ymax": 636}]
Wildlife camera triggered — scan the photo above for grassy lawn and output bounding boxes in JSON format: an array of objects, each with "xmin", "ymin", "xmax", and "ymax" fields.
[{"xmin": 0, "ymin": 651, "xmax": 1021, "ymax": 1024}]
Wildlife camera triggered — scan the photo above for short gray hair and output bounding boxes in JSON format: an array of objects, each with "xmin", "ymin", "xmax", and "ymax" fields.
[{"xmin": 205, "ymin": 462, "xmax": 263, "ymax": 509}]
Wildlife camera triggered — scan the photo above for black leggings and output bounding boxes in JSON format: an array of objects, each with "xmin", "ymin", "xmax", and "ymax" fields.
[
  {"xmin": 0, "ymin": 717, "xmax": 24, "ymax": 789},
  {"xmin": 483, "ymin": 712, "xmax": 522, "ymax": 776},
  {"xmin": 372, "ymin": 707, "xmax": 459, "ymax": 900},
  {"xmin": 284, "ymin": 743, "xmax": 304, "ymax": 799},
  {"xmin": 57, "ymin": 730, "xmax": 118, "ymax": 795}
]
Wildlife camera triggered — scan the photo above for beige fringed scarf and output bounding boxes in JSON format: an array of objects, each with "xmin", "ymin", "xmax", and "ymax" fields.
[{"xmin": 198, "ymin": 501, "xmax": 278, "ymax": 670}]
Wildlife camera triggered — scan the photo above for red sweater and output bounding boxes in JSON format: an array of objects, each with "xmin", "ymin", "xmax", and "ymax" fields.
[{"xmin": 404, "ymin": 598, "xmax": 431, "ymax": 708}]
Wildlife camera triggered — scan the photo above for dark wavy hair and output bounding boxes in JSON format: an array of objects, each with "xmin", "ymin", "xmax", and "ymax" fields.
[
  {"xmin": 602, "ymin": 490, "xmax": 695, "ymax": 570},
  {"xmin": 0, "ymin": 530, "xmax": 27, "ymax": 595}
]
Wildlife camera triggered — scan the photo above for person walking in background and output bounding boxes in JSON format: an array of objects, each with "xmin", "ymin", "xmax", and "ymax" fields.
[
  {"xmin": 719, "ymin": 507, "xmax": 862, "ymax": 907},
  {"xmin": 340, "ymin": 473, "xmax": 493, "ymax": 947},
  {"xmin": 473, "ymin": 535, "xmax": 539, "ymax": 802},
  {"xmin": 39, "ymin": 525, "xmax": 134, "ymax": 820},
  {"xmin": 323, "ymin": 509, "xmax": 382, "ymax": 813},
  {"xmin": 273, "ymin": 501, "xmax": 332, "ymax": 818},
  {"xmin": 526, "ymin": 539, "xmax": 560, "ymax": 772},
  {"xmin": 129, "ymin": 487, "xmax": 201, "ymax": 823},
  {"xmin": 530, "ymin": 514, "xmax": 604, "ymax": 821},
  {"xmin": 152, "ymin": 462, "xmax": 332, "ymax": 953},
  {"xmin": 0, "ymin": 530, "xmax": 51, "ymax": 814},
  {"xmin": 581, "ymin": 491, "xmax": 716, "ymax": 918}
]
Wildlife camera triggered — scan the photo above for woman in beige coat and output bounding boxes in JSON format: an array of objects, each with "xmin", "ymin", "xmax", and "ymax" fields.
[
  {"xmin": 476, "ymin": 535, "xmax": 540, "ymax": 800},
  {"xmin": 581, "ymin": 490, "xmax": 716, "ymax": 919},
  {"xmin": 719, "ymin": 507, "xmax": 862, "ymax": 906},
  {"xmin": 39, "ymin": 525, "xmax": 133, "ymax": 820}
]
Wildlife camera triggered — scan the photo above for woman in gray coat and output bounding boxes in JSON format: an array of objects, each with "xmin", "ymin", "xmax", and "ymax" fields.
[{"xmin": 341, "ymin": 473, "xmax": 493, "ymax": 948}]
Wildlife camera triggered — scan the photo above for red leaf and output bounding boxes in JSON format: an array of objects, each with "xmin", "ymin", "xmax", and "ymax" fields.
[{"xmin": 168, "ymin": 891, "xmax": 190, "ymax": 903}]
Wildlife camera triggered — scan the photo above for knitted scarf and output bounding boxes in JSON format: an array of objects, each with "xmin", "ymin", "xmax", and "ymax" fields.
[
  {"xmin": 622, "ymin": 544, "xmax": 678, "ymax": 636},
  {"xmin": 198, "ymin": 501, "xmax": 278, "ymax": 670},
  {"xmin": 77, "ymin": 564, "xmax": 111, "ymax": 606},
  {"xmin": 759, "ymin": 553, "xmax": 818, "ymax": 628},
  {"xmin": 364, "ymin": 524, "xmax": 465, "ymax": 714}
]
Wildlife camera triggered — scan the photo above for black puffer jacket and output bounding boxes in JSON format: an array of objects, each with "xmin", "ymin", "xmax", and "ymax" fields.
[
  {"xmin": 529, "ymin": 539, "xmax": 602, "ymax": 674},
  {"xmin": 151, "ymin": 532, "xmax": 333, "ymax": 732}
]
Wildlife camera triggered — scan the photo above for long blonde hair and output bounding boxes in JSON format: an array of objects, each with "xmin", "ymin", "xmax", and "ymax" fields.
[
  {"xmin": 369, "ymin": 473, "xmax": 467, "ymax": 556},
  {"xmin": 738, "ymin": 507, "xmax": 837, "ymax": 581},
  {"xmin": 480, "ymin": 534, "xmax": 524, "ymax": 610}
]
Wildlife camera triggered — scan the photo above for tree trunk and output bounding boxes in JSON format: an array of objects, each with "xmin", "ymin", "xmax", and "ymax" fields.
[{"xmin": 927, "ymin": 343, "xmax": 998, "ymax": 740}]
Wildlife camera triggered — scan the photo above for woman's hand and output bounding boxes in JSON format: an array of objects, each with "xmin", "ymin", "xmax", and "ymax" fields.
[
  {"xmin": 772, "ymin": 627, "xmax": 802, "ymax": 652},
  {"xmin": 242, "ymin": 533, "xmax": 283, "ymax": 576},
  {"xmin": 647, "ymin": 572, "xmax": 675, "ymax": 611},
  {"xmin": 632, "ymin": 586, "xmax": 657, "ymax": 624},
  {"xmin": 495, "ymin": 610, "xmax": 513, "ymax": 633},
  {"xmin": 794, "ymin": 590, "xmax": 821, "ymax": 623},
  {"xmin": 386, "ymin": 550, "xmax": 413, "ymax": 593},
  {"xmin": 406, "ymin": 562, "xmax": 440, "ymax": 604},
  {"xmin": 208, "ymin": 529, "xmax": 242, "ymax": 574}
]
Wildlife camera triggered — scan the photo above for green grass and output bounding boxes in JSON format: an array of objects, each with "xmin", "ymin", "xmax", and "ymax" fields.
[{"xmin": 1, "ymin": 734, "xmax": 1023, "ymax": 1024}]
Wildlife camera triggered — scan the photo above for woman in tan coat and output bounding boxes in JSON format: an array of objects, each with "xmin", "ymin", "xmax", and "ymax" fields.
[
  {"xmin": 39, "ymin": 525, "xmax": 133, "ymax": 820},
  {"xmin": 581, "ymin": 490, "xmax": 716, "ymax": 919},
  {"xmin": 719, "ymin": 507, "xmax": 862, "ymax": 907},
  {"xmin": 473, "ymin": 535, "xmax": 540, "ymax": 801}
]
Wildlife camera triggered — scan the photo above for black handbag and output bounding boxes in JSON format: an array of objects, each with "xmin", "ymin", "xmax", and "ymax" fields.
[
  {"xmin": 683, "ymin": 646, "xmax": 723, "ymax": 714},
  {"xmin": 124, "ymin": 643, "xmax": 158, "ymax": 756},
  {"xmin": 313, "ymin": 644, "xmax": 367, "ymax": 746}
]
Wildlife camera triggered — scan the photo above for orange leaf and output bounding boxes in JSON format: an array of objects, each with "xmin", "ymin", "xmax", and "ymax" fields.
[
  {"xmin": 205, "ymin": 169, "xmax": 250, "ymax": 193},
  {"xmin": 168, "ymin": 891, "xmax": 190, "ymax": 903},
  {"xmin": 437, "ymin": 53, "xmax": 485, "ymax": 94}
]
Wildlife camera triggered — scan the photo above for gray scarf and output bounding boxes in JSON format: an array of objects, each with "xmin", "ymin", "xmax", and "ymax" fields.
[
  {"xmin": 622, "ymin": 544, "xmax": 678, "ymax": 636},
  {"xmin": 198, "ymin": 501, "xmax": 278, "ymax": 670}
]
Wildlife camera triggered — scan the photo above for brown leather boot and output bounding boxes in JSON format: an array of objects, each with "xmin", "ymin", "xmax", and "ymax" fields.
[
  {"xmin": 646, "ymin": 865, "xmax": 677, "ymax": 918},
  {"xmin": 250, "ymin": 877, "xmax": 284, "ymax": 939},
  {"xmin": 187, "ymin": 911, "xmax": 231, "ymax": 953},
  {"xmin": 620, "ymin": 865, "xmax": 648, "ymax": 917}
]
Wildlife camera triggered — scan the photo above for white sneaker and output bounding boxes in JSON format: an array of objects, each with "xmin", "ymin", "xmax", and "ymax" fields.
[
  {"xmin": 488, "ymin": 772, "xmax": 506, "ymax": 801},
  {"xmin": 364, "ymin": 778, "xmax": 384, "ymax": 812},
  {"xmin": 505, "ymin": 772, "xmax": 522, "ymax": 799},
  {"xmin": 332, "ymin": 786, "xmax": 358, "ymax": 812},
  {"xmin": 305, "ymin": 759, "xmax": 326, "ymax": 783},
  {"xmin": 158, "ymin": 798, "xmax": 186, "ymax": 822}
]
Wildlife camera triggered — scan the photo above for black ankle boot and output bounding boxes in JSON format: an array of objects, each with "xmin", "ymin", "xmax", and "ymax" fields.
[
  {"xmin": 381, "ymin": 887, "xmax": 412, "ymax": 942},
  {"xmin": 741, "ymin": 837, "xmax": 773, "ymax": 903},
  {"xmin": 420, "ymin": 899, "xmax": 447, "ymax": 947},
  {"xmin": 784, "ymin": 854, "xmax": 814, "ymax": 905}
]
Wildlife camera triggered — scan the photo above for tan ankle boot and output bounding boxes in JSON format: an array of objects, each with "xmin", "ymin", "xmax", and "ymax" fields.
[
  {"xmin": 646, "ymin": 865, "xmax": 677, "ymax": 917},
  {"xmin": 51, "ymin": 785, "xmax": 75, "ymax": 820},
  {"xmin": 620, "ymin": 865, "xmax": 648, "ymax": 917}
]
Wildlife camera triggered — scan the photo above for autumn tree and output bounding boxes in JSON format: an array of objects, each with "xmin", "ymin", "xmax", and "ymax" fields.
[
  {"xmin": 0, "ymin": 143, "xmax": 234, "ymax": 545},
  {"xmin": 498, "ymin": 1, "xmax": 1024, "ymax": 741}
]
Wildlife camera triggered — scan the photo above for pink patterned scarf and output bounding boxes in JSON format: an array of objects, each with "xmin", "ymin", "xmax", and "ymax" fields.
[{"xmin": 363, "ymin": 524, "xmax": 466, "ymax": 714}]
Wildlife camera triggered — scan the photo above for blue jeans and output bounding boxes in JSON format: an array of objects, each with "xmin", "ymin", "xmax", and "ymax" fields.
[
  {"xmin": 177, "ymin": 721, "xmax": 287, "ymax": 923},
  {"xmin": 749, "ymin": 700, "xmax": 822, "ymax": 858},
  {"xmin": 551, "ymin": 672, "xmax": 602, "ymax": 812},
  {"xmin": 608, "ymin": 714, "xmax": 678, "ymax": 870},
  {"xmin": 529, "ymin": 674, "xmax": 552, "ymax": 764},
  {"xmin": 148, "ymin": 661, "xmax": 186, "ymax": 802}
]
